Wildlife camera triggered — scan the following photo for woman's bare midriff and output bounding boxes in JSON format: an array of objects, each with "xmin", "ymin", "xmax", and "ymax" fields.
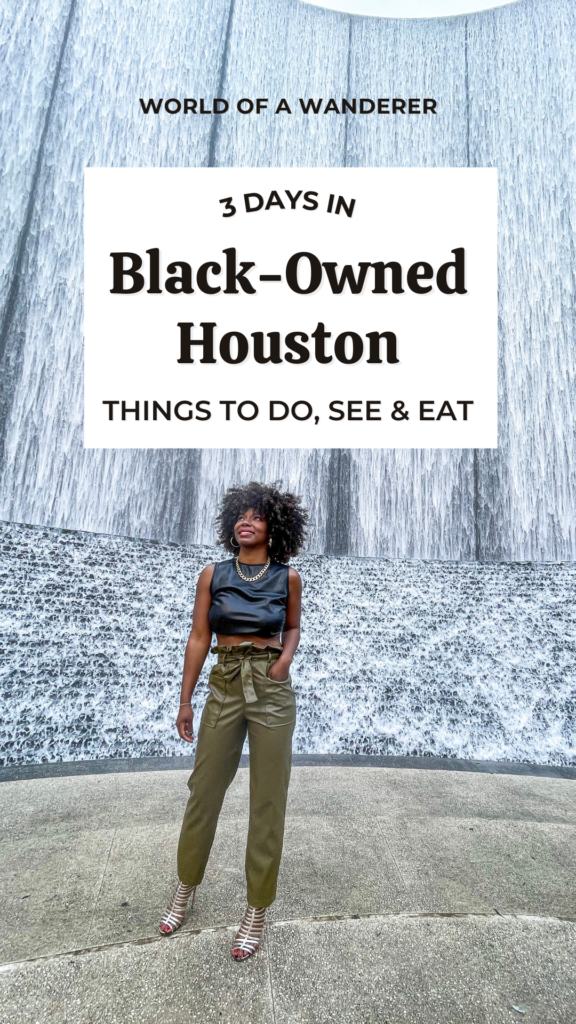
[{"xmin": 216, "ymin": 634, "xmax": 282, "ymax": 650}]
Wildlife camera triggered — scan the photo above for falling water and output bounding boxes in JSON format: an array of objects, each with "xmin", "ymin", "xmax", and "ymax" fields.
[
  {"xmin": 0, "ymin": 0, "xmax": 71, "ymax": 329},
  {"xmin": 0, "ymin": 0, "xmax": 574, "ymax": 560},
  {"xmin": 2, "ymin": 521, "xmax": 575, "ymax": 767}
]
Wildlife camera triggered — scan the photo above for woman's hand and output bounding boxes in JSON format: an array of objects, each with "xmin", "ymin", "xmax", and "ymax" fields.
[
  {"xmin": 267, "ymin": 659, "xmax": 291, "ymax": 682},
  {"xmin": 176, "ymin": 705, "xmax": 195, "ymax": 743}
]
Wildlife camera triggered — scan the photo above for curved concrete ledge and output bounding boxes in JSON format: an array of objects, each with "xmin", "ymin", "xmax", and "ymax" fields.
[{"xmin": 2, "ymin": 752, "xmax": 575, "ymax": 783}]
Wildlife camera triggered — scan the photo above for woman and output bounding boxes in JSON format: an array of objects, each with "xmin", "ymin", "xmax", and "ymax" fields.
[{"xmin": 159, "ymin": 481, "xmax": 308, "ymax": 960}]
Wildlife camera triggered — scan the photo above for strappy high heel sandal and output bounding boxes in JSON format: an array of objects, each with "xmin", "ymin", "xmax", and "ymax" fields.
[
  {"xmin": 158, "ymin": 881, "xmax": 196, "ymax": 935},
  {"xmin": 232, "ymin": 904, "xmax": 266, "ymax": 960}
]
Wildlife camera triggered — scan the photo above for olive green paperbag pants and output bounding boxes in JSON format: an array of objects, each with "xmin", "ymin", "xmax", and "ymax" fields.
[{"xmin": 177, "ymin": 642, "xmax": 296, "ymax": 908}]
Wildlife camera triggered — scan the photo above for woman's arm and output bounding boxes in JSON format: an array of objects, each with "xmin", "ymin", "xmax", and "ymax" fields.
[
  {"xmin": 176, "ymin": 564, "xmax": 215, "ymax": 743},
  {"xmin": 268, "ymin": 567, "xmax": 302, "ymax": 682}
]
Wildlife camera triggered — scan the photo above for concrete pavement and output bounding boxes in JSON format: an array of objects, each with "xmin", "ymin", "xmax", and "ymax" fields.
[{"xmin": 1, "ymin": 764, "xmax": 575, "ymax": 1022}]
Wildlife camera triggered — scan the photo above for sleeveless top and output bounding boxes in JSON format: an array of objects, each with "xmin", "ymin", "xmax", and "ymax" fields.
[{"xmin": 208, "ymin": 559, "xmax": 289, "ymax": 638}]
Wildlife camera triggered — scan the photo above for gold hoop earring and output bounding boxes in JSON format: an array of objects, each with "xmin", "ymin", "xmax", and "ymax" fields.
[
  {"xmin": 230, "ymin": 534, "xmax": 240, "ymax": 551},
  {"xmin": 268, "ymin": 537, "xmax": 273, "ymax": 549}
]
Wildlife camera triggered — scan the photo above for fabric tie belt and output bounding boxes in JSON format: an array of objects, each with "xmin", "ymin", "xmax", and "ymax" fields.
[{"xmin": 210, "ymin": 641, "xmax": 282, "ymax": 705}]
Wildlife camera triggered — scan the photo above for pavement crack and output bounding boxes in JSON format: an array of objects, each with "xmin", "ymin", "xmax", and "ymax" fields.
[
  {"xmin": 266, "ymin": 930, "xmax": 278, "ymax": 1024},
  {"xmin": 1, "ymin": 911, "xmax": 575, "ymax": 972},
  {"xmin": 86, "ymin": 828, "xmax": 116, "ymax": 945},
  {"xmin": 382, "ymin": 832, "xmax": 413, "ymax": 907}
]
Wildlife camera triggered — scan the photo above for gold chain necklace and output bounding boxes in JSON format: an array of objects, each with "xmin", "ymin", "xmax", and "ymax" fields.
[{"xmin": 235, "ymin": 556, "xmax": 271, "ymax": 583}]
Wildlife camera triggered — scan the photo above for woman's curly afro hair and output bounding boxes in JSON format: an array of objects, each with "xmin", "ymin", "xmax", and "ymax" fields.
[{"xmin": 215, "ymin": 481, "xmax": 309, "ymax": 564}]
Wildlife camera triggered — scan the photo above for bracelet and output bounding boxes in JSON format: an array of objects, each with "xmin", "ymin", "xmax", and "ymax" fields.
[{"xmin": 179, "ymin": 702, "xmax": 192, "ymax": 707}]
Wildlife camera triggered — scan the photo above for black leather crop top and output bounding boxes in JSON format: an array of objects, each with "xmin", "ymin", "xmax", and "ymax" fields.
[{"xmin": 208, "ymin": 559, "xmax": 289, "ymax": 638}]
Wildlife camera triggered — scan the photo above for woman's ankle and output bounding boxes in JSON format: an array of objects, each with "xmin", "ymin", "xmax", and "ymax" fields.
[
  {"xmin": 159, "ymin": 880, "xmax": 197, "ymax": 935},
  {"xmin": 232, "ymin": 904, "xmax": 266, "ymax": 960}
]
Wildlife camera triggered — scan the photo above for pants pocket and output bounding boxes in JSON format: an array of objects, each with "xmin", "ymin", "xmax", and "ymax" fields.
[{"xmin": 264, "ymin": 677, "xmax": 296, "ymax": 729}]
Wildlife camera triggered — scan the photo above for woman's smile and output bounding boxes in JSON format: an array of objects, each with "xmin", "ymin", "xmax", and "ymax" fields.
[{"xmin": 234, "ymin": 508, "xmax": 268, "ymax": 549}]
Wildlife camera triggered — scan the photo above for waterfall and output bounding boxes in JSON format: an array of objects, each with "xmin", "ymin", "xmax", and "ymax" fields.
[
  {"xmin": 0, "ymin": 0, "xmax": 72, "ymax": 331},
  {"xmin": 0, "ymin": 0, "xmax": 574, "ymax": 560},
  {"xmin": 2, "ymin": 521, "xmax": 574, "ymax": 766}
]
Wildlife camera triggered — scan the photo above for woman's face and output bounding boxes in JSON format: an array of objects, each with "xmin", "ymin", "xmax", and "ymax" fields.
[{"xmin": 233, "ymin": 508, "xmax": 269, "ymax": 548}]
